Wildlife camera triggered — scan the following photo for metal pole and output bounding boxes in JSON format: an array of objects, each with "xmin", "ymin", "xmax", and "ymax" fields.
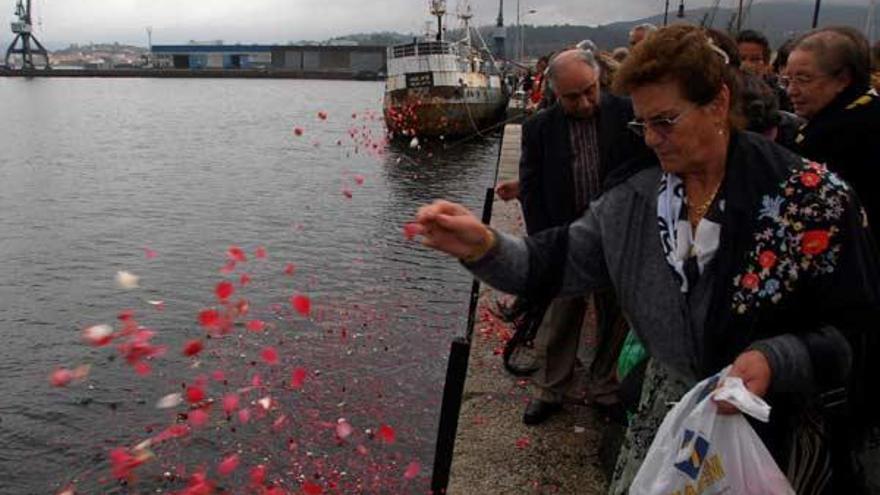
[
  {"xmin": 812, "ymin": 0, "xmax": 822, "ymax": 28},
  {"xmin": 430, "ymin": 188, "xmax": 495, "ymax": 494},
  {"xmin": 737, "ymin": 0, "xmax": 744, "ymax": 33},
  {"xmin": 664, "ymin": 0, "xmax": 670, "ymax": 26},
  {"xmin": 517, "ymin": 0, "xmax": 522, "ymax": 61}
]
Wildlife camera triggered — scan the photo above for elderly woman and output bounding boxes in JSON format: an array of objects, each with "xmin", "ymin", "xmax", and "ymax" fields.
[
  {"xmin": 414, "ymin": 25, "xmax": 879, "ymax": 493},
  {"xmin": 785, "ymin": 26, "xmax": 880, "ymax": 241}
]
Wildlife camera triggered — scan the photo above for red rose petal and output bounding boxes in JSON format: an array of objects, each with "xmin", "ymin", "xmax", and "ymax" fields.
[
  {"xmin": 222, "ymin": 394, "xmax": 239, "ymax": 415},
  {"xmin": 198, "ymin": 309, "xmax": 221, "ymax": 328},
  {"xmin": 238, "ymin": 408, "xmax": 251, "ymax": 424},
  {"xmin": 227, "ymin": 245, "xmax": 247, "ymax": 262},
  {"xmin": 354, "ymin": 175, "xmax": 365, "ymax": 185},
  {"xmin": 335, "ymin": 419, "xmax": 353, "ymax": 440},
  {"xmin": 188, "ymin": 408, "xmax": 209, "ymax": 428},
  {"xmin": 239, "ymin": 273, "xmax": 251, "ymax": 287},
  {"xmin": 215, "ymin": 281, "xmax": 235, "ymax": 301},
  {"xmin": 185, "ymin": 385, "xmax": 206, "ymax": 404},
  {"xmin": 260, "ymin": 346, "xmax": 279, "ymax": 366},
  {"xmin": 220, "ymin": 260, "xmax": 237, "ymax": 274},
  {"xmin": 246, "ymin": 319, "xmax": 267, "ymax": 332},
  {"xmin": 283, "ymin": 263, "xmax": 296, "ymax": 276},
  {"xmin": 377, "ymin": 424, "xmax": 396, "ymax": 444},
  {"xmin": 289, "ymin": 367, "xmax": 307, "ymax": 389},
  {"xmin": 403, "ymin": 460, "xmax": 421, "ymax": 480},
  {"xmin": 50, "ymin": 368, "xmax": 73, "ymax": 387},
  {"xmin": 290, "ymin": 295, "xmax": 311, "ymax": 316},
  {"xmin": 217, "ymin": 453, "xmax": 239, "ymax": 477},
  {"xmin": 403, "ymin": 223, "xmax": 420, "ymax": 240},
  {"xmin": 254, "ymin": 246, "xmax": 267, "ymax": 259},
  {"xmin": 303, "ymin": 481, "xmax": 323, "ymax": 495},
  {"xmin": 249, "ymin": 464, "xmax": 267, "ymax": 486},
  {"xmin": 182, "ymin": 339, "xmax": 204, "ymax": 357}
]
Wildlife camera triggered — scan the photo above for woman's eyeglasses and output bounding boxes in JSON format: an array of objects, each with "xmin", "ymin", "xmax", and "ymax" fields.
[{"xmin": 627, "ymin": 106, "xmax": 697, "ymax": 138}]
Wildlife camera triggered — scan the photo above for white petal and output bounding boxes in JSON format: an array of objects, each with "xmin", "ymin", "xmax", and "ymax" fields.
[
  {"xmin": 155, "ymin": 393, "xmax": 183, "ymax": 409},
  {"xmin": 115, "ymin": 271, "xmax": 140, "ymax": 289}
]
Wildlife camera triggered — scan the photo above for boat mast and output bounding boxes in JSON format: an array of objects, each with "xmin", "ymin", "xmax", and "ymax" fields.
[
  {"xmin": 431, "ymin": 0, "xmax": 447, "ymax": 42},
  {"xmin": 458, "ymin": 0, "xmax": 473, "ymax": 49}
]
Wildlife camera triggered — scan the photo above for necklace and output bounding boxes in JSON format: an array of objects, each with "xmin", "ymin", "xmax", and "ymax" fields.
[{"xmin": 687, "ymin": 181, "xmax": 722, "ymax": 225}]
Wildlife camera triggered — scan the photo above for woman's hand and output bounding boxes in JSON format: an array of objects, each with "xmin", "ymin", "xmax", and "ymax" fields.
[
  {"xmin": 414, "ymin": 200, "xmax": 493, "ymax": 260},
  {"xmin": 715, "ymin": 350, "xmax": 772, "ymax": 415}
]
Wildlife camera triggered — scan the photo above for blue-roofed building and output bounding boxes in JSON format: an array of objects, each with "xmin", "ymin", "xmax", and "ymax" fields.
[
  {"xmin": 149, "ymin": 44, "xmax": 386, "ymax": 78},
  {"xmin": 151, "ymin": 44, "xmax": 273, "ymax": 69}
]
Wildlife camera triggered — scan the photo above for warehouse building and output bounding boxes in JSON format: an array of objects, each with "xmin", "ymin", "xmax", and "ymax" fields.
[
  {"xmin": 151, "ymin": 45, "xmax": 272, "ymax": 69},
  {"xmin": 270, "ymin": 45, "xmax": 386, "ymax": 78},
  {"xmin": 150, "ymin": 44, "xmax": 386, "ymax": 78}
]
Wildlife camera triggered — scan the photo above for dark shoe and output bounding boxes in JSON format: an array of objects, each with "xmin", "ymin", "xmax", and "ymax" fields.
[{"xmin": 522, "ymin": 399, "xmax": 562, "ymax": 425}]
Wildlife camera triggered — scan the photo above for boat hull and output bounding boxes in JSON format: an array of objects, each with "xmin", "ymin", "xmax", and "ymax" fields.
[{"xmin": 383, "ymin": 86, "xmax": 508, "ymax": 138}]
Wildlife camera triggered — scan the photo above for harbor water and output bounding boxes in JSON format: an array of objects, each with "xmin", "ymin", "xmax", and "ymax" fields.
[{"xmin": 0, "ymin": 78, "xmax": 499, "ymax": 493}]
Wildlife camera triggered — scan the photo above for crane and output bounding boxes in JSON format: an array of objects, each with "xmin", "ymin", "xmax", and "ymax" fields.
[{"xmin": 4, "ymin": 0, "xmax": 50, "ymax": 69}]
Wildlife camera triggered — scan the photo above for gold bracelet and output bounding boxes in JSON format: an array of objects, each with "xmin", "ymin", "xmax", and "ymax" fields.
[{"xmin": 461, "ymin": 227, "xmax": 496, "ymax": 263}]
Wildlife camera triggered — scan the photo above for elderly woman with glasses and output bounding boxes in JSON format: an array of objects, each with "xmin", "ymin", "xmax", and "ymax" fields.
[
  {"xmin": 412, "ymin": 25, "xmax": 880, "ymax": 493},
  {"xmin": 784, "ymin": 26, "xmax": 880, "ymax": 244}
]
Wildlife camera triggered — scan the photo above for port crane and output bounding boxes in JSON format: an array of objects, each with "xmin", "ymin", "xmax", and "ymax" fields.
[{"xmin": 5, "ymin": 0, "xmax": 50, "ymax": 69}]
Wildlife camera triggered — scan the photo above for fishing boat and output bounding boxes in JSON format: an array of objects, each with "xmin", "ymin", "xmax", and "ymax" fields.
[{"xmin": 383, "ymin": 0, "xmax": 509, "ymax": 138}]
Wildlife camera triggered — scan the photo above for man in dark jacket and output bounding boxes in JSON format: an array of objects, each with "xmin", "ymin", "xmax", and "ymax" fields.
[{"xmin": 517, "ymin": 48, "xmax": 649, "ymax": 425}]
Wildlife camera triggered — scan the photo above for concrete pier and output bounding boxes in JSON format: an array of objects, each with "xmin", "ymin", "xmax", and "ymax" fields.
[{"xmin": 447, "ymin": 124, "xmax": 609, "ymax": 494}]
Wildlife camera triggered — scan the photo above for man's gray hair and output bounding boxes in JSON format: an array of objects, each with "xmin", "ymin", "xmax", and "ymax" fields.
[
  {"xmin": 546, "ymin": 49, "xmax": 600, "ymax": 92},
  {"xmin": 629, "ymin": 23, "xmax": 658, "ymax": 37}
]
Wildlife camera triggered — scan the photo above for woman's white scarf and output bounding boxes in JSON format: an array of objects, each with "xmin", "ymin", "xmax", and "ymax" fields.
[{"xmin": 657, "ymin": 173, "xmax": 722, "ymax": 293}]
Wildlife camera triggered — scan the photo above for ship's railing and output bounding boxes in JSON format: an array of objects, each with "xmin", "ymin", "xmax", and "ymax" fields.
[{"xmin": 390, "ymin": 41, "xmax": 459, "ymax": 59}]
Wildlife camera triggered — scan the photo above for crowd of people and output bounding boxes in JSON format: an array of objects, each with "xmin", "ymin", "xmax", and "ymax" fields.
[{"xmin": 418, "ymin": 23, "xmax": 880, "ymax": 494}]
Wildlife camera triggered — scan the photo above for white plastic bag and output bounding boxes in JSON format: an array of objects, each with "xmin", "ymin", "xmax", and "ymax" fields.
[{"xmin": 630, "ymin": 367, "xmax": 795, "ymax": 495}]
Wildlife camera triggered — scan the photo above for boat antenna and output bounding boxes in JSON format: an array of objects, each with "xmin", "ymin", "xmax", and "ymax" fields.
[
  {"xmin": 431, "ymin": 0, "xmax": 447, "ymax": 42},
  {"xmin": 458, "ymin": 0, "xmax": 473, "ymax": 48}
]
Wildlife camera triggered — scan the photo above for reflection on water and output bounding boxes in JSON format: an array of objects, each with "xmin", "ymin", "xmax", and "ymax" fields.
[{"xmin": 0, "ymin": 77, "xmax": 499, "ymax": 493}]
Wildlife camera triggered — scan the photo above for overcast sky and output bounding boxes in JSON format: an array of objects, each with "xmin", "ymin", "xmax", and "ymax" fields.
[
  {"xmin": 0, "ymin": 0, "xmax": 716, "ymax": 46},
  {"xmin": 0, "ymin": 0, "xmax": 866, "ymax": 46}
]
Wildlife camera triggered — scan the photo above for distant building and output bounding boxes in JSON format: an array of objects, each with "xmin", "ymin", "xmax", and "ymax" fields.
[
  {"xmin": 149, "ymin": 44, "xmax": 386, "ymax": 78},
  {"xmin": 270, "ymin": 45, "xmax": 386, "ymax": 78},
  {"xmin": 151, "ymin": 45, "xmax": 272, "ymax": 69}
]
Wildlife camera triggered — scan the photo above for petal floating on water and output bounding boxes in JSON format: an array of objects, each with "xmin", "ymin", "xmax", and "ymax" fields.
[
  {"xmin": 290, "ymin": 295, "xmax": 311, "ymax": 316},
  {"xmin": 82, "ymin": 324, "xmax": 114, "ymax": 347},
  {"xmin": 377, "ymin": 424, "xmax": 396, "ymax": 444},
  {"xmin": 335, "ymin": 418, "xmax": 353, "ymax": 440},
  {"xmin": 182, "ymin": 339, "xmax": 204, "ymax": 357},
  {"xmin": 215, "ymin": 281, "xmax": 235, "ymax": 301},
  {"xmin": 217, "ymin": 453, "xmax": 239, "ymax": 477},
  {"xmin": 115, "ymin": 271, "xmax": 140, "ymax": 290},
  {"xmin": 49, "ymin": 368, "xmax": 73, "ymax": 387},
  {"xmin": 403, "ymin": 460, "xmax": 421, "ymax": 480},
  {"xmin": 260, "ymin": 346, "xmax": 279, "ymax": 365},
  {"xmin": 246, "ymin": 320, "xmax": 266, "ymax": 332},
  {"xmin": 289, "ymin": 367, "xmax": 307, "ymax": 389},
  {"xmin": 156, "ymin": 392, "xmax": 183, "ymax": 409},
  {"xmin": 227, "ymin": 245, "xmax": 247, "ymax": 262}
]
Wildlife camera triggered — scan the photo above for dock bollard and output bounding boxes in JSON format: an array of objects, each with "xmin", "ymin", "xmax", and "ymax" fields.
[{"xmin": 430, "ymin": 187, "xmax": 495, "ymax": 494}]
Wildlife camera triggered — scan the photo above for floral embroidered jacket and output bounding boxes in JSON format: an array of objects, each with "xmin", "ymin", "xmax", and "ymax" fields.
[{"xmin": 466, "ymin": 131, "xmax": 880, "ymax": 474}]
